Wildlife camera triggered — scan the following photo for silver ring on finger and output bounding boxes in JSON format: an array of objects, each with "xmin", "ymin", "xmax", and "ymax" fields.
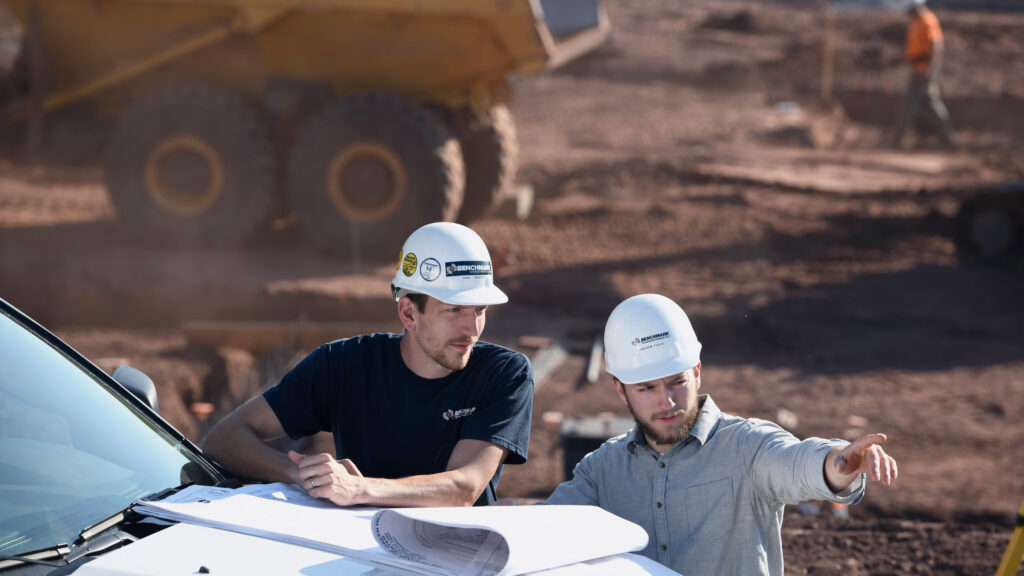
[{"xmin": 309, "ymin": 477, "xmax": 317, "ymax": 489}]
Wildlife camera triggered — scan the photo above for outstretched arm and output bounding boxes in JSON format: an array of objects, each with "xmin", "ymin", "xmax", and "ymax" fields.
[
  {"xmin": 291, "ymin": 439, "xmax": 509, "ymax": 507},
  {"xmin": 202, "ymin": 396, "xmax": 302, "ymax": 486},
  {"xmin": 824, "ymin": 432, "xmax": 898, "ymax": 492}
]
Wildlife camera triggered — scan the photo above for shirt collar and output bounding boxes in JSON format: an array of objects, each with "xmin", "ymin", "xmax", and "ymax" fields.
[
  {"xmin": 626, "ymin": 394, "xmax": 721, "ymax": 455},
  {"xmin": 688, "ymin": 395, "xmax": 720, "ymax": 446},
  {"xmin": 626, "ymin": 426, "xmax": 645, "ymax": 455}
]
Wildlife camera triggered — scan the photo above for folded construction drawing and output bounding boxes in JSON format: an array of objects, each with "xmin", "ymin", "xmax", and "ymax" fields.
[{"xmin": 134, "ymin": 483, "xmax": 676, "ymax": 576}]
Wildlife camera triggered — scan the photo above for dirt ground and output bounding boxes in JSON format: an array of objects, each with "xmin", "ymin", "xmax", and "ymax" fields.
[{"xmin": 2, "ymin": 1, "xmax": 1024, "ymax": 574}]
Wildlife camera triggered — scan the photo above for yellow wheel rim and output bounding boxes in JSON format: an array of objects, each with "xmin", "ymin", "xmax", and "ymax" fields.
[
  {"xmin": 327, "ymin": 142, "xmax": 406, "ymax": 222},
  {"xmin": 144, "ymin": 135, "xmax": 224, "ymax": 216}
]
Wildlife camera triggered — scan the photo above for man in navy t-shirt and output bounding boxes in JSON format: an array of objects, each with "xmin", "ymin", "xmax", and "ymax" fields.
[{"xmin": 203, "ymin": 223, "xmax": 533, "ymax": 507}]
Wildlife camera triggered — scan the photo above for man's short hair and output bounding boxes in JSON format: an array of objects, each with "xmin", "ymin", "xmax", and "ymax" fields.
[{"xmin": 405, "ymin": 292, "xmax": 428, "ymax": 313}]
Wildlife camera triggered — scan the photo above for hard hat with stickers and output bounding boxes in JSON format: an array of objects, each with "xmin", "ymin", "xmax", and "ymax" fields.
[{"xmin": 391, "ymin": 222, "xmax": 508, "ymax": 306}]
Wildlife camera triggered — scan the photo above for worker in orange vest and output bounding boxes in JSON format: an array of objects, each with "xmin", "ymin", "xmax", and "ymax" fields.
[{"xmin": 895, "ymin": 0, "xmax": 956, "ymax": 148}]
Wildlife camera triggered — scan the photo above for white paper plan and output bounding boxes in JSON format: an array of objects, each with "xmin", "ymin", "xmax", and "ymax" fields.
[
  {"xmin": 135, "ymin": 490, "xmax": 383, "ymax": 555},
  {"xmin": 76, "ymin": 523, "xmax": 677, "ymax": 576},
  {"xmin": 132, "ymin": 483, "xmax": 682, "ymax": 576},
  {"xmin": 137, "ymin": 482, "xmax": 330, "ymax": 507}
]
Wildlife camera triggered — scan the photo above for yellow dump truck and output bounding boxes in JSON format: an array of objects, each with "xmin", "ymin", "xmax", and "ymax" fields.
[{"xmin": 0, "ymin": 0, "xmax": 608, "ymax": 257}]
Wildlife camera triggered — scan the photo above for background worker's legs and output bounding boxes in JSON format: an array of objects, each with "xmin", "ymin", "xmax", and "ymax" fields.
[
  {"xmin": 896, "ymin": 74, "xmax": 928, "ymax": 147},
  {"xmin": 923, "ymin": 79, "xmax": 956, "ymax": 147}
]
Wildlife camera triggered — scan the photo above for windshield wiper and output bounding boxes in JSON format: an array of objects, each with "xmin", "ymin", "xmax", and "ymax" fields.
[
  {"xmin": 62, "ymin": 502, "xmax": 144, "ymax": 565},
  {"xmin": 74, "ymin": 507, "xmax": 132, "ymax": 547},
  {"xmin": 5, "ymin": 483, "xmax": 204, "ymax": 571},
  {"xmin": 0, "ymin": 550, "xmax": 66, "ymax": 568},
  {"xmin": 74, "ymin": 482, "xmax": 193, "ymax": 546},
  {"xmin": 0, "ymin": 534, "xmax": 128, "ymax": 572},
  {"xmin": 141, "ymin": 482, "xmax": 194, "ymax": 504}
]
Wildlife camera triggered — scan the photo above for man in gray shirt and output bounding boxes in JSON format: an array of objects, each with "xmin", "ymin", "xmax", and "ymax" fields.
[{"xmin": 545, "ymin": 294, "xmax": 898, "ymax": 576}]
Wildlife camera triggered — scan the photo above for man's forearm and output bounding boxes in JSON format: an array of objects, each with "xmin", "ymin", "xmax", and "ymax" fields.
[
  {"xmin": 202, "ymin": 423, "xmax": 296, "ymax": 485},
  {"xmin": 352, "ymin": 469, "xmax": 485, "ymax": 508},
  {"xmin": 294, "ymin": 439, "xmax": 506, "ymax": 507}
]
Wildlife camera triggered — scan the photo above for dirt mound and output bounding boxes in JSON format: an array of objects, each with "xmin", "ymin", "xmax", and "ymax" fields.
[{"xmin": 698, "ymin": 9, "xmax": 762, "ymax": 32}]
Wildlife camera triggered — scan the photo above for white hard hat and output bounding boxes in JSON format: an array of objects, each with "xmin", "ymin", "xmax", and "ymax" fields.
[
  {"xmin": 391, "ymin": 222, "xmax": 508, "ymax": 306},
  {"xmin": 604, "ymin": 294, "xmax": 702, "ymax": 384}
]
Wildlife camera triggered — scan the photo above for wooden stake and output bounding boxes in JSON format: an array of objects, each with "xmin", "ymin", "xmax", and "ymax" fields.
[{"xmin": 995, "ymin": 497, "xmax": 1024, "ymax": 576}]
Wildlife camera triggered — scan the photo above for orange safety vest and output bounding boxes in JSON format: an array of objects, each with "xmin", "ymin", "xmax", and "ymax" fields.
[{"xmin": 905, "ymin": 8, "xmax": 944, "ymax": 74}]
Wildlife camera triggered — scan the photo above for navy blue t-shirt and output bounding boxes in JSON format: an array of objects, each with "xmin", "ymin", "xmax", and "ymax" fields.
[{"xmin": 263, "ymin": 333, "xmax": 533, "ymax": 505}]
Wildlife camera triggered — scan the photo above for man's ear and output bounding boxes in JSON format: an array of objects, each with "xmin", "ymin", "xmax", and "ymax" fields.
[
  {"xmin": 397, "ymin": 297, "xmax": 418, "ymax": 332},
  {"xmin": 693, "ymin": 362, "xmax": 702, "ymax": 391},
  {"xmin": 613, "ymin": 378, "xmax": 629, "ymax": 406}
]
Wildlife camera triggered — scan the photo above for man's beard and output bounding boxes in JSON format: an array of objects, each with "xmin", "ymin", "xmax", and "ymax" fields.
[
  {"xmin": 417, "ymin": 331, "xmax": 475, "ymax": 372},
  {"xmin": 432, "ymin": 340, "xmax": 474, "ymax": 371},
  {"xmin": 625, "ymin": 398, "xmax": 699, "ymax": 448}
]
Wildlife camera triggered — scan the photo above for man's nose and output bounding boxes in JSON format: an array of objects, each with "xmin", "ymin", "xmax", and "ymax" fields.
[
  {"xmin": 460, "ymin": 309, "xmax": 484, "ymax": 338},
  {"xmin": 656, "ymin": 387, "xmax": 677, "ymax": 410}
]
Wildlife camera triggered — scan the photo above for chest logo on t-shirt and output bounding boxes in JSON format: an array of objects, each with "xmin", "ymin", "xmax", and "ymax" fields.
[{"xmin": 443, "ymin": 407, "xmax": 476, "ymax": 421}]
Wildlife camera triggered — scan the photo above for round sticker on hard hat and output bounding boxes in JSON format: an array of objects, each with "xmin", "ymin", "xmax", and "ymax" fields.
[
  {"xmin": 401, "ymin": 253, "xmax": 418, "ymax": 277},
  {"xmin": 420, "ymin": 258, "xmax": 441, "ymax": 282}
]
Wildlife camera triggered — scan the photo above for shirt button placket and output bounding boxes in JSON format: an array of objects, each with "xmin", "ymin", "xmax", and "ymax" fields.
[{"xmin": 653, "ymin": 456, "xmax": 670, "ymax": 566}]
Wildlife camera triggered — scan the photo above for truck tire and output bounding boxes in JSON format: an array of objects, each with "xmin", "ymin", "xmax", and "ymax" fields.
[
  {"xmin": 455, "ymin": 104, "xmax": 519, "ymax": 224},
  {"xmin": 955, "ymin": 185, "xmax": 1024, "ymax": 264},
  {"xmin": 286, "ymin": 92, "xmax": 464, "ymax": 259},
  {"xmin": 104, "ymin": 85, "xmax": 276, "ymax": 247}
]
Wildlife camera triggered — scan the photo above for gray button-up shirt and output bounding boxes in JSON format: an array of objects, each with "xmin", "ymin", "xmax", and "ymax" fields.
[{"xmin": 546, "ymin": 395, "xmax": 865, "ymax": 576}]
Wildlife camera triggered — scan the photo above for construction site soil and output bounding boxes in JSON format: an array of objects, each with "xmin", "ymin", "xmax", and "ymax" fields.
[{"xmin": 2, "ymin": 1, "xmax": 1023, "ymax": 574}]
